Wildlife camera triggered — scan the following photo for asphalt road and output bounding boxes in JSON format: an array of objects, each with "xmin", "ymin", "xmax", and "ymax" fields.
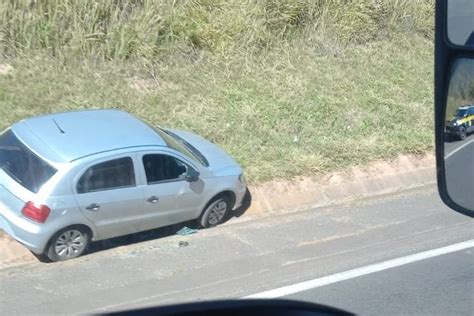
[
  {"xmin": 444, "ymin": 134, "xmax": 474, "ymax": 210},
  {"xmin": 444, "ymin": 133, "xmax": 474, "ymax": 156},
  {"xmin": 0, "ymin": 185, "xmax": 473, "ymax": 315},
  {"xmin": 287, "ymin": 248, "xmax": 474, "ymax": 315}
]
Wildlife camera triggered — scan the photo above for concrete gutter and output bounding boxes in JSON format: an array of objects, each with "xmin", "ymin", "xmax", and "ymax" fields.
[{"xmin": 245, "ymin": 153, "xmax": 436, "ymax": 217}]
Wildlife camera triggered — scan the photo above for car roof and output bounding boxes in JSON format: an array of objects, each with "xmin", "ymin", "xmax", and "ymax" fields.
[
  {"xmin": 458, "ymin": 105, "xmax": 474, "ymax": 110},
  {"xmin": 11, "ymin": 109, "xmax": 166, "ymax": 163}
]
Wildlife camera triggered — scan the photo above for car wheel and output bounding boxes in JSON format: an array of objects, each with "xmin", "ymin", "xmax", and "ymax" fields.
[
  {"xmin": 199, "ymin": 196, "xmax": 230, "ymax": 228},
  {"xmin": 46, "ymin": 227, "xmax": 90, "ymax": 262},
  {"xmin": 459, "ymin": 126, "xmax": 467, "ymax": 140}
]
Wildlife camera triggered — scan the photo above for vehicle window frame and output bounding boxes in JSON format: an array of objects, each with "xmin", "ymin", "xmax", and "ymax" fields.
[
  {"xmin": 136, "ymin": 148, "xmax": 201, "ymax": 186},
  {"xmin": 75, "ymin": 156, "xmax": 137, "ymax": 194},
  {"xmin": 139, "ymin": 150, "xmax": 198, "ymax": 186}
]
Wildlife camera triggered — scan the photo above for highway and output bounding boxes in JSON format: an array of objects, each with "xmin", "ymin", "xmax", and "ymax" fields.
[
  {"xmin": 287, "ymin": 247, "xmax": 473, "ymax": 315},
  {"xmin": 0, "ymin": 185, "xmax": 473, "ymax": 315},
  {"xmin": 445, "ymin": 134, "xmax": 474, "ymax": 210}
]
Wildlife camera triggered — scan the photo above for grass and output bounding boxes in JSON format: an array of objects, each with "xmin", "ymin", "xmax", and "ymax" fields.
[
  {"xmin": 447, "ymin": 58, "xmax": 474, "ymax": 117},
  {"xmin": 0, "ymin": 0, "xmax": 435, "ymax": 183}
]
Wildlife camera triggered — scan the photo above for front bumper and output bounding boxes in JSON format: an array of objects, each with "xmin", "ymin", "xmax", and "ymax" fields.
[
  {"xmin": 233, "ymin": 184, "xmax": 248, "ymax": 210},
  {"xmin": 445, "ymin": 125, "xmax": 461, "ymax": 134}
]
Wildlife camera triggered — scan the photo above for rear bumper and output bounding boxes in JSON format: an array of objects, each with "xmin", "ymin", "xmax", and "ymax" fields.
[{"xmin": 0, "ymin": 213, "xmax": 50, "ymax": 254}]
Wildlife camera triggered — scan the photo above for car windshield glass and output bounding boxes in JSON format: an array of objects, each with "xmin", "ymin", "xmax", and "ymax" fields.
[
  {"xmin": 455, "ymin": 109, "xmax": 468, "ymax": 117},
  {"xmin": 153, "ymin": 127, "xmax": 209, "ymax": 167},
  {"xmin": 0, "ymin": 129, "xmax": 56, "ymax": 193}
]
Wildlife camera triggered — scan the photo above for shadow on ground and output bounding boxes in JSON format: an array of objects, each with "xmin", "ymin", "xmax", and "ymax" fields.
[
  {"xmin": 87, "ymin": 189, "xmax": 253, "ymax": 256},
  {"xmin": 444, "ymin": 132, "xmax": 473, "ymax": 143}
]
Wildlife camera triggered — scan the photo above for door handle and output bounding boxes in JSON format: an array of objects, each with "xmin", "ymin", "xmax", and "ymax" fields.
[
  {"xmin": 147, "ymin": 196, "xmax": 159, "ymax": 203},
  {"xmin": 85, "ymin": 203, "xmax": 100, "ymax": 211}
]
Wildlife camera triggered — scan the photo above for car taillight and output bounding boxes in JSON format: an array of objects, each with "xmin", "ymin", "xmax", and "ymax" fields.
[{"xmin": 22, "ymin": 202, "xmax": 51, "ymax": 223}]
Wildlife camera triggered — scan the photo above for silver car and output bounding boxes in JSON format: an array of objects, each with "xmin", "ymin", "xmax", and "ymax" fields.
[{"xmin": 0, "ymin": 109, "xmax": 246, "ymax": 261}]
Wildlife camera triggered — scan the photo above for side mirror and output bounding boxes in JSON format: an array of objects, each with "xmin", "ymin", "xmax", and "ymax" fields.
[
  {"xmin": 435, "ymin": 0, "xmax": 474, "ymax": 217},
  {"xmin": 185, "ymin": 169, "xmax": 200, "ymax": 182}
]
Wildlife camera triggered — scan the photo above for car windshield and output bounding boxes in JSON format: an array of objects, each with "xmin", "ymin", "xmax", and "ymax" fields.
[
  {"xmin": 154, "ymin": 127, "xmax": 209, "ymax": 167},
  {"xmin": 0, "ymin": 129, "xmax": 56, "ymax": 193},
  {"xmin": 455, "ymin": 108, "xmax": 468, "ymax": 117}
]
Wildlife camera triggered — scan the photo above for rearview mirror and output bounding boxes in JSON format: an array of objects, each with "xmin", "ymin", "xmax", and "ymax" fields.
[
  {"xmin": 443, "ymin": 58, "xmax": 474, "ymax": 212},
  {"xmin": 185, "ymin": 169, "xmax": 200, "ymax": 182},
  {"xmin": 435, "ymin": 0, "xmax": 474, "ymax": 217}
]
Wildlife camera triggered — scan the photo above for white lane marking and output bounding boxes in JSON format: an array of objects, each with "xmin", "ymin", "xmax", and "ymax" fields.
[
  {"xmin": 445, "ymin": 138, "xmax": 474, "ymax": 160},
  {"xmin": 244, "ymin": 239, "xmax": 474, "ymax": 299}
]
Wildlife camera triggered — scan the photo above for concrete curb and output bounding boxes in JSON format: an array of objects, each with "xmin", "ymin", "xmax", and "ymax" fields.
[{"xmin": 245, "ymin": 153, "xmax": 436, "ymax": 217}]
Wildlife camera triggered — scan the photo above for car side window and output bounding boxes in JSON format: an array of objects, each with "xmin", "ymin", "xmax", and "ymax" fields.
[
  {"xmin": 143, "ymin": 154, "xmax": 188, "ymax": 184},
  {"xmin": 77, "ymin": 157, "xmax": 135, "ymax": 194}
]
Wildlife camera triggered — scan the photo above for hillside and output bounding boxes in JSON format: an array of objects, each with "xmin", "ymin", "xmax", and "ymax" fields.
[
  {"xmin": 0, "ymin": 0, "xmax": 435, "ymax": 182},
  {"xmin": 447, "ymin": 59, "xmax": 474, "ymax": 116}
]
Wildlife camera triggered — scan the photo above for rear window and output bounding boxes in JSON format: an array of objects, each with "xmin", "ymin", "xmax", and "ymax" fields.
[{"xmin": 0, "ymin": 129, "xmax": 57, "ymax": 193}]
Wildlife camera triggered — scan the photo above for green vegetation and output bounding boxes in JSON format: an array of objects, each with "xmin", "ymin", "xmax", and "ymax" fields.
[
  {"xmin": 447, "ymin": 59, "xmax": 474, "ymax": 117},
  {"xmin": 0, "ymin": 0, "xmax": 434, "ymax": 182}
]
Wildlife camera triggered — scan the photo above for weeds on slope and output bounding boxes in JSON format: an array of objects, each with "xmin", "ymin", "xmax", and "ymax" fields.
[{"xmin": 0, "ymin": 0, "xmax": 434, "ymax": 182}]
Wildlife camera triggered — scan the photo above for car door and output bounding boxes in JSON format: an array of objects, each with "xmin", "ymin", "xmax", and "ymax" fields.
[
  {"xmin": 467, "ymin": 108, "xmax": 474, "ymax": 133},
  {"xmin": 138, "ymin": 152, "xmax": 204, "ymax": 232},
  {"xmin": 73, "ymin": 156, "xmax": 145, "ymax": 240}
]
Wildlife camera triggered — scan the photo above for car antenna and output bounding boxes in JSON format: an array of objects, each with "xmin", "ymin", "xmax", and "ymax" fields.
[{"xmin": 52, "ymin": 119, "xmax": 65, "ymax": 134}]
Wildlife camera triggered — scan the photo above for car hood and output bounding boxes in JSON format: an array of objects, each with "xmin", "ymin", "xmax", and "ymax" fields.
[
  {"xmin": 167, "ymin": 129, "xmax": 242, "ymax": 176},
  {"xmin": 446, "ymin": 117, "xmax": 458, "ymax": 125},
  {"xmin": 446, "ymin": 116, "xmax": 461, "ymax": 125}
]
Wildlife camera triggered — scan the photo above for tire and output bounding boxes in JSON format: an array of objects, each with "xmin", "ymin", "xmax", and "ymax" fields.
[
  {"xmin": 199, "ymin": 195, "xmax": 231, "ymax": 228},
  {"xmin": 46, "ymin": 226, "xmax": 90, "ymax": 262},
  {"xmin": 30, "ymin": 251, "xmax": 51, "ymax": 263},
  {"xmin": 459, "ymin": 126, "xmax": 467, "ymax": 140}
]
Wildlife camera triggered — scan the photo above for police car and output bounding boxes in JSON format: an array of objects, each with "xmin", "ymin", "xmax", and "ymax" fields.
[{"xmin": 445, "ymin": 105, "xmax": 474, "ymax": 140}]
